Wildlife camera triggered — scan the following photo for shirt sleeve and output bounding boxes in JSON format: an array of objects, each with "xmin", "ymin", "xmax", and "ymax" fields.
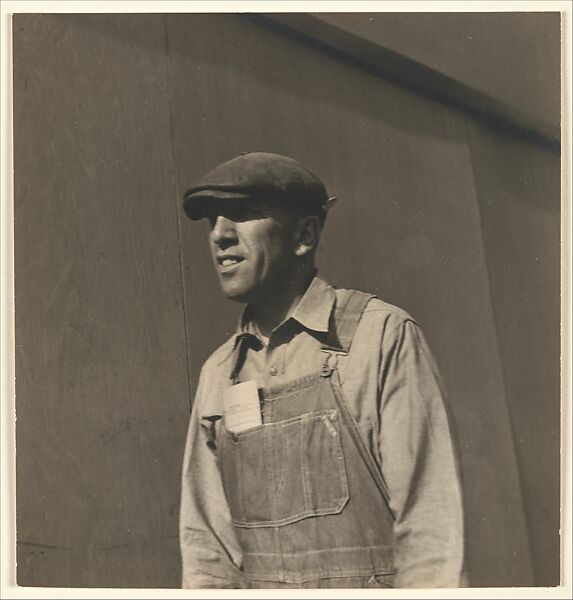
[
  {"xmin": 378, "ymin": 319, "xmax": 465, "ymax": 588},
  {"xmin": 179, "ymin": 369, "xmax": 245, "ymax": 588}
]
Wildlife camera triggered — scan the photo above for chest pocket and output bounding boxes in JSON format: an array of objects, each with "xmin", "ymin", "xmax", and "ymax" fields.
[{"xmin": 217, "ymin": 409, "xmax": 349, "ymax": 528}]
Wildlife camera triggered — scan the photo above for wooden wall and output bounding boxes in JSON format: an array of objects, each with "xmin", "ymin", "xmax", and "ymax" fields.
[
  {"xmin": 13, "ymin": 13, "xmax": 561, "ymax": 588},
  {"xmin": 13, "ymin": 14, "xmax": 189, "ymax": 587}
]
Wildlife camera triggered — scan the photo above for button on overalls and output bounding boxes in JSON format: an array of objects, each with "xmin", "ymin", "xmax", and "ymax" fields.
[{"xmin": 217, "ymin": 290, "xmax": 395, "ymax": 588}]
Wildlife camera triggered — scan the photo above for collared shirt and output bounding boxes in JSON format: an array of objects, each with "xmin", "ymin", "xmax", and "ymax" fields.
[{"xmin": 179, "ymin": 276, "xmax": 464, "ymax": 588}]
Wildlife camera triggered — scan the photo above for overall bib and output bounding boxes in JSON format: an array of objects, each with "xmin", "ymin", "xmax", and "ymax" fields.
[{"xmin": 217, "ymin": 290, "xmax": 396, "ymax": 588}]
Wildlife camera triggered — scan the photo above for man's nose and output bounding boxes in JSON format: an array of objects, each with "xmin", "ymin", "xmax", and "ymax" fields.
[{"xmin": 210, "ymin": 215, "xmax": 238, "ymax": 246}]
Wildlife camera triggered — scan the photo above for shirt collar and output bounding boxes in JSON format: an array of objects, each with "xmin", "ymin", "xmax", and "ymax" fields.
[
  {"xmin": 290, "ymin": 275, "xmax": 335, "ymax": 334},
  {"xmin": 235, "ymin": 275, "xmax": 336, "ymax": 343}
]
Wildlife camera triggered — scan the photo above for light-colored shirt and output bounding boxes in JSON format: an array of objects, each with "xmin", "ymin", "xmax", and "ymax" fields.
[{"xmin": 180, "ymin": 276, "xmax": 464, "ymax": 588}]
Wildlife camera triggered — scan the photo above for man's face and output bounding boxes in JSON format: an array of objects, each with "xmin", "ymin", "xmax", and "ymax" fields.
[{"xmin": 205, "ymin": 198, "xmax": 299, "ymax": 304}]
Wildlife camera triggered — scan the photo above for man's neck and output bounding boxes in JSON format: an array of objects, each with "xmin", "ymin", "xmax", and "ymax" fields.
[{"xmin": 250, "ymin": 269, "xmax": 316, "ymax": 339}]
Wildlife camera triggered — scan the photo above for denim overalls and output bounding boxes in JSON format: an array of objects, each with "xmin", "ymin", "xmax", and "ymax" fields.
[{"xmin": 217, "ymin": 290, "xmax": 395, "ymax": 588}]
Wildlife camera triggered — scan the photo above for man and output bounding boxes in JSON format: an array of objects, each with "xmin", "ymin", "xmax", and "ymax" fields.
[{"xmin": 179, "ymin": 152, "xmax": 464, "ymax": 589}]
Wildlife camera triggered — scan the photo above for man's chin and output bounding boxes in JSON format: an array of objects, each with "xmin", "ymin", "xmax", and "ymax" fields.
[{"xmin": 219, "ymin": 285, "xmax": 252, "ymax": 304}]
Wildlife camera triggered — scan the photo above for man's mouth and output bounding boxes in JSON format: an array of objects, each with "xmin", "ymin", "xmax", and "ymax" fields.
[{"xmin": 217, "ymin": 255, "xmax": 245, "ymax": 272}]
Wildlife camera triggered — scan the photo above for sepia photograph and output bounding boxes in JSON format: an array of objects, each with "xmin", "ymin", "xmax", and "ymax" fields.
[{"xmin": 2, "ymin": 1, "xmax": 569, "ymax": 596}]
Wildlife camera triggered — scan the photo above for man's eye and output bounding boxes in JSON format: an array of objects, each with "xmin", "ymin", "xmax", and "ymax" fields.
[
  {"xmin": 228, "ymin": 205, "xmax": 263, "ymax": 222},
  {"xmin": 205, "ymin": 203, "xmax": 264, "ymax": 224},
  {"xmin": 241, "ymin": 205, "xmax": 262, "ymax": 219}
]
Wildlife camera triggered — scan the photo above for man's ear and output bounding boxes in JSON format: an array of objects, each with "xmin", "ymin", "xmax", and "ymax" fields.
[{"xmin": 294, "ymin": 215, "xmax": 321, "ymax": 257}]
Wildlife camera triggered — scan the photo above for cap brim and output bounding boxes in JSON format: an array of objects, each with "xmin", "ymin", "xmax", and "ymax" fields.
[{"xmin": 182, "ymin": 189, "xmax": 252, "ymax": 220}]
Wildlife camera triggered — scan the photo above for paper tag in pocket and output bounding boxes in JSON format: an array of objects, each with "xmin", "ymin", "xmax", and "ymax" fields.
[{"xmin": 223, "ymin": 380, "xmax": 262, "ymax": 433}]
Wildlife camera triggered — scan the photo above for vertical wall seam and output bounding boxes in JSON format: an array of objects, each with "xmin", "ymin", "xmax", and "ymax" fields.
[
  {"xmin": 462, "ymin": 116, "xmax": 535, "ymax": 584},
  {"xmin": 162, "ymin": 14, "xmax": 194, "ymax": 412}
]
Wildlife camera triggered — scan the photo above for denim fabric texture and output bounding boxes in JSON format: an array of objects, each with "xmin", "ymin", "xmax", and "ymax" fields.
[{"xmin": 179, "ymin": 277, "xmax": 464, "ymax": 588}]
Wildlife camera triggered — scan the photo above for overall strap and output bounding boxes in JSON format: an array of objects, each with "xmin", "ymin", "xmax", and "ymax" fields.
[
  {"xmin": 321, "ymin": 289, "xmax": 395, "ymax": 516},
  {"xmin": 321, "ymin": 289, "xmax": 376, "ymax": 354}
]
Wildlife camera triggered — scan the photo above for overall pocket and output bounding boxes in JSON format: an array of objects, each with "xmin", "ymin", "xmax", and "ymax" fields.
[{"xmin": 218, "ymin": 409, "xmax": 349, "ymax": 527}]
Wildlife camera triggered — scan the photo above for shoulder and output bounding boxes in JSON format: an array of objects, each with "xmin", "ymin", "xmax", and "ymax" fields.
[
  {"xmin": 363, "ymin": 296, "xmax": 417, "ymax": 324},
  {"xmin": 362, "ymin": 299, "xmax": 421, "ymax": 354},
  {"xmin": 194, "ymin": 336, "xmax": 235, "ymax": 409},
  {"xmin": 335, "ymin": 286, "xmax": 418, "ymax": 329},
  {"xmin": 201, "ymin": 335, "xmax": 236, "ymax": 374},
  {"xmin": 338, "ymin": 291, "xmax": 432, "ymax": 370},
  {"xmin": 191, "ymin": 337, "xmax": 235, "ymax": 416},
  {"xmin": 202, "ymin": 335, "xmax": 236, "ymax": 370}
]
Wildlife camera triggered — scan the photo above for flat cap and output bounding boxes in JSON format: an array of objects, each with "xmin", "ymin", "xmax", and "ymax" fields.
[{"xmin": 183, "ymin": 152, "xmax": 330, "ymax": 220}]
